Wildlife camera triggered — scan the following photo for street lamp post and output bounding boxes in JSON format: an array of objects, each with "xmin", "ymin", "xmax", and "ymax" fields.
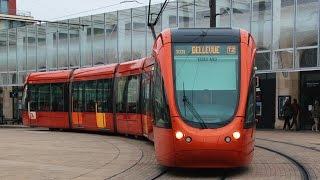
[{"xmin": 209, "ymin": 0, "xmax": 216, "ymax": 28}]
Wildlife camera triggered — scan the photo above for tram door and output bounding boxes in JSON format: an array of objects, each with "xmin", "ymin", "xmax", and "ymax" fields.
[
  {"xmin": 71, "ymin": 82, "xmax": 84, "ymax": 128},
  {"xmin": 141, "ymin": 71, "xmax": 153, "ymax": 138},
  {"xmin": 115, "ymin": 75, "xmax": 143, "ymax": 135}
]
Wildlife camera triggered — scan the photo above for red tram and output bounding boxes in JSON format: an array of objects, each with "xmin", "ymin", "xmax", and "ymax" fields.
[{"xmin": 22, "ymin": 28, "xmax": 256, "ymax": 168}]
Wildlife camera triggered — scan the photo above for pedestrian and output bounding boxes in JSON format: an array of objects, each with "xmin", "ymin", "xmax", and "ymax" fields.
[
  {"xmin": 311, "ymin": 100, "xmax": 320, "ymax": 132},
  {"xmin": 282, "ymin": 99, "xmax": 293, "ymax": 131},
  {"xmin": 290, "ymin": 99, "xmax": 300, "ymax": 131}
]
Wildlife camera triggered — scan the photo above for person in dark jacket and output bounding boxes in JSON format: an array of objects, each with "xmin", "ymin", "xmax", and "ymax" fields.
[
  {"xmin": 311, "ymin": 100, "xmax": 320, "ymax": 132},
  {"xmin": 290, "ymin": 99, "xmax": 300, "ymax": 130},
  {"xmin": 282, "ymin": 99, "xmax": 292, "ymax": 131}
]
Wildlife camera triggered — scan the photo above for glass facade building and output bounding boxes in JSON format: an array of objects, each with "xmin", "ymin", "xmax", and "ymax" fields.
[
  {"xmin": 0, "ymin": 0, "xmax": 319, "ymax": 128},
  {"xmin": 0, "ymin": 0, "xmax": 319, "ymax": 86}
]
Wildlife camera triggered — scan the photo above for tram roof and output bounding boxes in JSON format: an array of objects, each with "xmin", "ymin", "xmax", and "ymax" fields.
[
  {"xmin": 27, "ymin": 70, "xmax": 73, "ymax": 84},
  {"xmin": 72, "ymin": 63, "xmax": 118, "ymax": 81},
  {"xmin": 116, "ymin": 58, "xmax": 145, "ymax": 77}
]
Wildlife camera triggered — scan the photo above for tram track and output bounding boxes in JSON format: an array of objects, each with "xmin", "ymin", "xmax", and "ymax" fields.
[
  {"xmin": 256, "ymin": 138, "xmax": 320, "ymax": 152},
  {"xmin": 255, "ymin": 145, "xmax": 310, "ymax": 180}
]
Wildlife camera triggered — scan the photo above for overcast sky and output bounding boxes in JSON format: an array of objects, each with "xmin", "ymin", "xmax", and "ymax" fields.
[{"xmin": 17, "ymin": 0, "xmax": 164, "ymax": 21}]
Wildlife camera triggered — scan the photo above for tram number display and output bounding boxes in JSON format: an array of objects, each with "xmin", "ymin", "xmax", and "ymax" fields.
[{"xmin": 174, "ymin": 44, "xmax": 238, "ymax": 56}]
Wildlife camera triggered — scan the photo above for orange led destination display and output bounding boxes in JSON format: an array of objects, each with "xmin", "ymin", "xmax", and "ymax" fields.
[{"xmin": 174, "ymin": 44, "xmax": 238, "ymax": 56}]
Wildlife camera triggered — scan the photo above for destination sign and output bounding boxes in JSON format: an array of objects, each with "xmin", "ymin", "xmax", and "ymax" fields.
[{"xmin": 174, "ymin": 44, "xmax": 238, "ymax": 56}]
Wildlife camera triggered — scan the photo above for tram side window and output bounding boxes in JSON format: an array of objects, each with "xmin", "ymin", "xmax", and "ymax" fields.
[
  {"xmin": 85, "ymin": 80, "xmax": 97, "ymax": 112},
  {"xmin": 27, "ymin": 83, "xmax": 67, "ymax": 112},
  {"xmin": 153, "ymin": 64, "xmax": 171, "ymax": 128},
  {"xmin": 51, "ymin": 83, "xmax": 65, "ymax": 112},
  {"xmin": 127, "ymin": 75, "xmax": 140, "ymax": 113},
  {"xmin": 244, "ymin": 76, "xmax": 256, "ymax": 128},
  {"xmin": 29, "ymin": 85, "xmax": 39, "ymax": 111},
  {"xmin": 116, "ymin": 77, "xmax": 127, "ymax": 113},
  {"xmin": 72, "ymin": 82, "xmax": 85, "ymax": 112},
  {"xmin": 38, "ymin": 84, "xmax": 50, "ymax": 111},
  {"xmin": 96, "ymin": 79, "xmax": 113, "ymax": 113},
  {"xmin": 142, "ymin": 72, "xmax": 152, "ymax": 115}
]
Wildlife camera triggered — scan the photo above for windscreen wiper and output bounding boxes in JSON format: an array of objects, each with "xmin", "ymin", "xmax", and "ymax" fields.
[{"xmin": 183, "ymin": 83, "xmax": 207, "ymax": 129}]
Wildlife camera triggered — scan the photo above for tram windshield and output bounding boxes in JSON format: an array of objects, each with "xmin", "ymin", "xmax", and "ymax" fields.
[{"xmin": 174, "ymin": 43, "xmax": 239, "ymax": 128}]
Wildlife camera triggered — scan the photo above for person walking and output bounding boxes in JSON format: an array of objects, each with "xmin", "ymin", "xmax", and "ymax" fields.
[
  {"xmin": 283, "ymin": 99, "xmax": 293, "ymax": 131},
  {"xmin": 290, "ymin": 99, "xmax": 300, "ymax": 130},
  {"xmin": 311, "ymin": 100, "xmax": 320, "ymax": 132}
]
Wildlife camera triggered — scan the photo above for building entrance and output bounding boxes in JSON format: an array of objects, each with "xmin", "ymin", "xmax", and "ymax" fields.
[
  {"xmin": 300, "ymin": 71, "xmax": 320, "ymax": 130},
  {"xmin": 256, "ymin": 73, "xmax": 276, "ymax": 129}
]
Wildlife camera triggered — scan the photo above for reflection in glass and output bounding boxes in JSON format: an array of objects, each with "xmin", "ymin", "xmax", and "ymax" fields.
[
  {"xmin": 296, "ymin": 0, "xmax": 318, "ymax": 47},
  {"xmin": 47, "ymin": 23, "xmax": 58, "ymax": 70},
  {"xmin": 69, "ymin": 18, "xmax": 80, "ymax": 68},
  {"xmin": 93, "ymin": 14, "xmax": 105, "ymax": 65},
  {"xmin": 273, "ymin": 0, "xmax": 294, "ymax": 49},
  {"xmin": 0, "ymin": 73, "xmax": 7, "ymax": 85},
  {"xmin": 27, "ymin": 27, "xmax": 36, "ymax": 71},
  {"xmin": 216, "ymin": 0, "xmax": 231, "ymax": 27},
  {"xmin": 118, "ymin": 10, "xmax": 132, "ymax": 62},
  {"xmin": 81, "ymin": 16, "xmax": 93, "ymax": 66},
  {"xmin": 37, "ymin": 26, "xmax": 46, "ymax": 70},
  {"xmin": 8, "ymin": 29, "xmax": 17, "ymax": 71},
  {"xmin": 232, "ymin": 0, "xmax": 250, "ymax": 31},
  {"xmin": 8, "ymin": 73, "xmax": 17, "ymax": 84},
  {"xmin": 255, "ymin": 52, "xmax": 270, "ymax": 70},
  {"xmin": 17, "ymin": 27, "xmax": 27, "ymax": 71},
  {"xmin": 251, "ymin": 0, "xmax": 272, "ymax": 50},
  {"xmin": 178, "ymin": 0, "xmax": 195, "ymax": 28},
  {"xmin": 18, "ymin": 72, "xmax": 27, "ymax": 85},
  {"xmin": 196, "ymin": 0, "xmax": 210, "ymax": 28},
  {"xmin": 147, "ymin": 4, "xmax": 162, "ymax": 55},
  {"xmin": 58, "ymin": 21, "xmax": 69, "ymax": 68},
  {"xmin": 162, "ymin": 1, "xmax": 177, "ymax": 29},
  {"xmin": 132, "ymin": 7, "xmax": 146, "ymax": 60},
  {"xmin": 0, "ymin": 30, "xmax": 7, "ymax": 72},
  {"xmin": 273, "ymin": 50, "xmax": 293, "ymax": 69},
  {"xmin": 105, "ymin": 12, "xmax": 118, "ymax": 64},
  {"xmin": 297, "ymin": 48, "xmax": 318, "ymax": 68}
]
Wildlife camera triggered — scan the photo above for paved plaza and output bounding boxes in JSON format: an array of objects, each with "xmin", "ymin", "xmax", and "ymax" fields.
[{"xmin": 0, "ymin": 127, "xmax": 319, "ymax": 179}]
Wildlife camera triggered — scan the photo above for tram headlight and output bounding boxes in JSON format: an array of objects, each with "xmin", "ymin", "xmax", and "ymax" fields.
[
  {"xmin": 175, "ymin": 131, "xmax": 184, "ymax": 140},
  {"xmin": 233, "ymin": 131, "xmax": 241, "ymax": 139}
]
